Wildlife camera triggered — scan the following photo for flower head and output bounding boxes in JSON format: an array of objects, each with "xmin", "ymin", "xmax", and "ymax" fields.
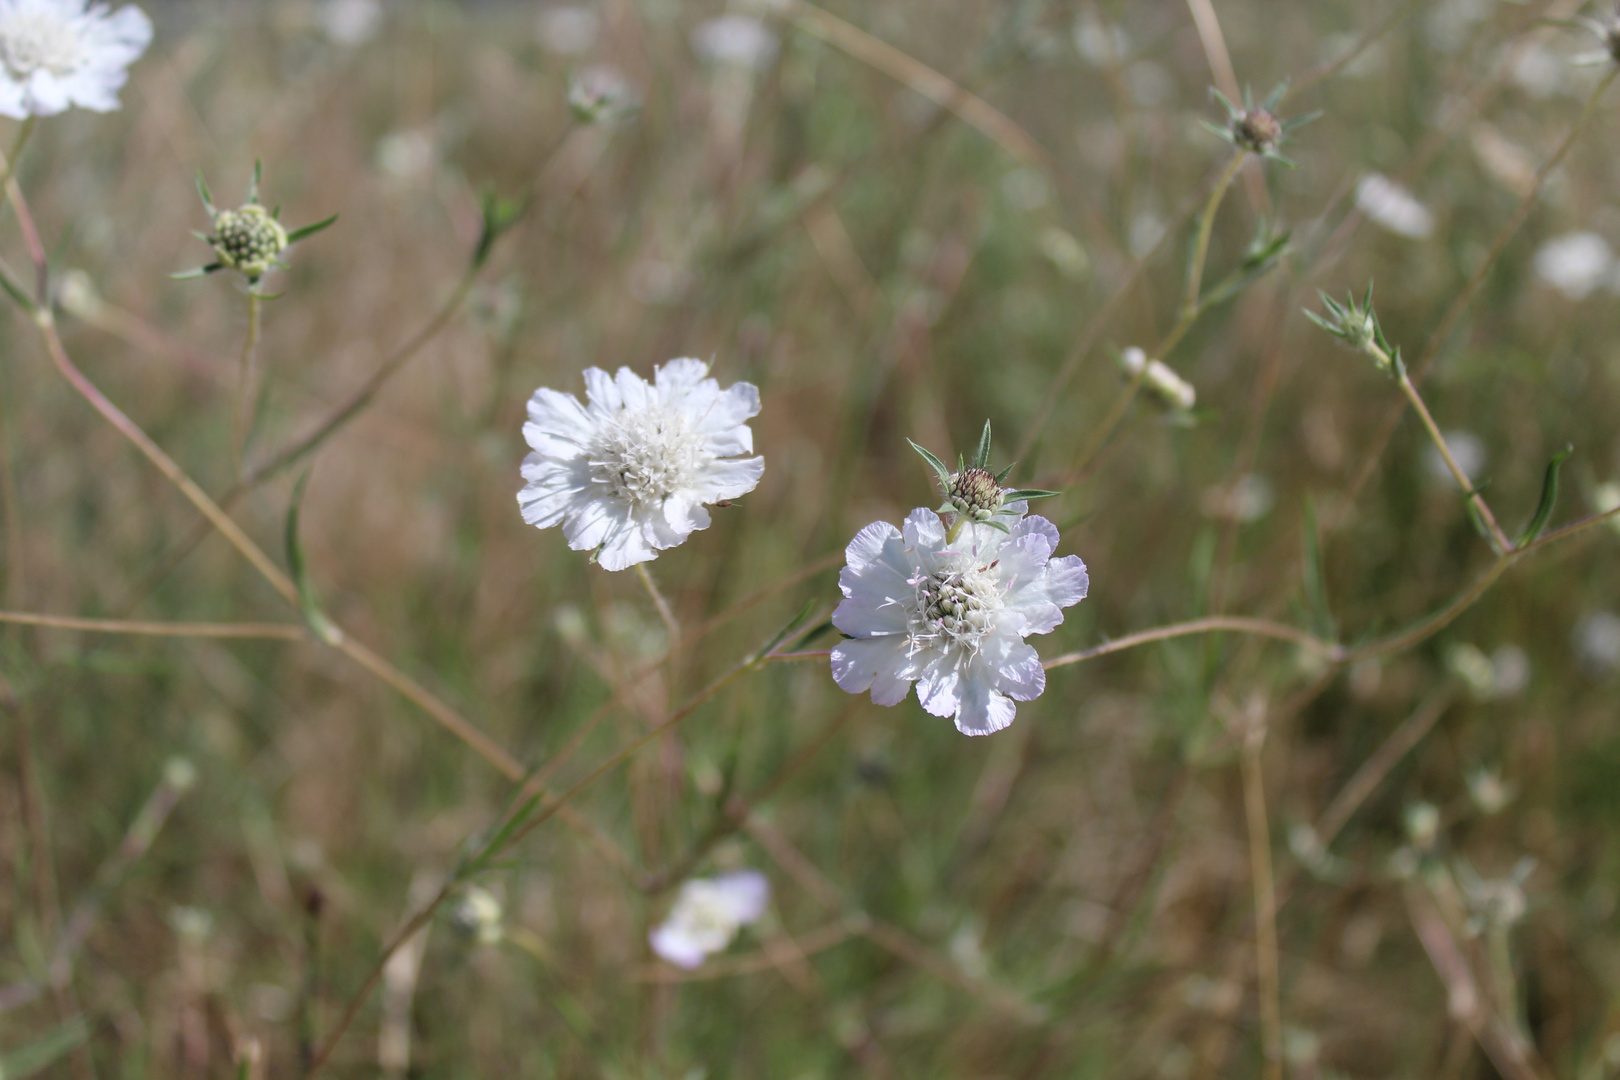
[
  {"xmin": 0, "ymin": 0, "xmax": 150, "ymax": 119},
  {"xmin": 518, "ymin": 358, "xmax": 764, "ymax": 571},
  {"xmin": 909, "ymin": 421, "xmax": 1057, "ymax": 540},
  {"xmin": 831, "ymin": 508, "xmax": 1088, "ymax": 735},
  {"xmin": 175, "ymin": 162, "xmax": 338, "ymax": 289},
  {"xmin": 1202, "ymin": 82, "xmax": 1320, "ymax": 167},
  {"xmin": 1305, "ymin": 282, "xmax": 1400, "ymax": 375},
  {"xmin": 649, "ymin": 870, "xmax": 769, "ymax": 969},
  {"xmin": 1568, "ymin": 3, "xmax": 1620, "ymax": 66},
  {"xmin": 1354, "ymin": 173, "xmax": 1435, "ymax": 239}
]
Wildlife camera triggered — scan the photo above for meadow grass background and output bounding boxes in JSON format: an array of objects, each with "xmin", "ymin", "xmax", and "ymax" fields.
[{"xmin": 3, "ymin": 0, "xmax": 1620, "ymax": 1076}]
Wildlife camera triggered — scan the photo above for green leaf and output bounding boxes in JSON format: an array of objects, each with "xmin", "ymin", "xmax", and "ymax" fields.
[
  {"xmin": 0, "ymin": 1019, "xmax": 89, "ymax": 1080},
  {"xmin": 1517, "ymin": 445, "xmax": 1573, "ymax": 548},
  {"xmin": 247, "ymin": 158, "xmax": 263, "ymax": 204},
  {"xmin": 907, "ymin": 439, "xmax": 952, "ymax": 485},
  {"xmin": 285, "ymin": 470, "xmax": 343, "ymax": 645},
  {"xmin": 1004, "ymin": 488, "xmax": 1060, "ymax": 501},
  {"xmin": 169, "ymin": 264, "xmax": 223, "ymax": 281},
  {"xmin": 0, "ymin": 263, "xmax": 36, "ymax": 312},
  {"xmin": 972, "ymin": 420, "xmax": 993, "ymax": 469},
  {"xmin": 1462, "ymin": 487, "xmax": 1502, "ymax": 554},
  {"xmin": 474, "ymin": 189, "xmax": 527, "ymax": 269},
  {"xmin": 1301, "ymin": 495, "xmax": 1335, "ymax": 640},
  {"xmin": 994, "ymin": 463, "xmax": 1016, "ymax": 484},
  {"xmin": 285, "ymin": 212, "xmax": 339, "ymax": 245}
]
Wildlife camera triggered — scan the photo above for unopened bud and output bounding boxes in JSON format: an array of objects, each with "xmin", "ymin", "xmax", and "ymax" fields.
[
  {"xmin": 450, "ymin": 885, "xmax": 504, "ymax": 945},
  {"xmin": 212, "ymin": 204, "xmax": 289, "ymax": 281},
  {"xmin": 1120, "ymin": 347, "xmax": 1196, "ymax": 411},
  {"xmin": 1233, "ymin": 109, "xmax": 1282, "ymax": 154}
]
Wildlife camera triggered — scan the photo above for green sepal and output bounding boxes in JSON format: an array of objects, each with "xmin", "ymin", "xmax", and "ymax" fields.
[
  {"xmin": 0, "ymin": 264, "xmax": 36, "ymax": 312},
  {"xmin": 907, "ymin": 438, "xmax": 952, "ymax": 485},
  {"xmin": 971, "ymin": 419, "xmax": 993, "ymax": 470},
  {"xmin": 1517, "ymin": 444, "xmax": 1574, "ymax": 548},
  {"xmin": 195, "ymin": 170, "xmax": 215, "ymax": 215},
  {"xmin": 285, "ymin": 212, "xmax": 339, "ymax": 245},
  {"xmin": 1198, "ymin": 118, "xmax": 1236, "ymax": 144},
  {"xmin": 170, "ymin": 263, "xmax": 223, "ymax": 280},
  {"xmin": 246, "ymin": 158, "xmax": 263, "ymax": 204},
  {"xmin": 1004, "ymin": 489, "xmax": 1060, "ymax": 501},
  {"xmin": 1209, "ymin": 86, "xmax": 1240, "ymax": 121},
  {"xmin": 285, "ymin": 469, "xmax": 343, "ymax": 645},
  {"xmin": 994, "ymin": 463, "xmax": 1016, "ymax": 484},
  {"xmin": 978, "ymin": 518, "xmax": 1012, "ymax": 534},
  {"xmin": 0, "ymin": 1019, "xmax": 89, "ymax": 1080}
]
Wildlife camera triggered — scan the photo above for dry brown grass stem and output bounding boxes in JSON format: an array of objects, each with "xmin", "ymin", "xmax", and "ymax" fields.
[
  {"xmin": 1238, "ymin": 714, "xmax": 1283, "ymax": 1080},
  {"xmin": 0, "ymin": 611, "xmax": 307, "ymax": 640}
]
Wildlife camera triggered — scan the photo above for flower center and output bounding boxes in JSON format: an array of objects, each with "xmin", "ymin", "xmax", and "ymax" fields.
[
  {"xmin": 945, "ymin": 467, "xmax": 1005, "ymax": 521},
  {"xmin": 212, "ymin": 205, "xmax": 289, "ymax": 278},
  {"xmin": 909, "ymin": 559, "xmax": 1003, "ymax": 656},
  {"xmin": 0, "ymin": 12, "xmax": 84, "ymax": 78},
  {"xmin": 587, "ymin": 406, "xmax": 705, "ymax": 506}
]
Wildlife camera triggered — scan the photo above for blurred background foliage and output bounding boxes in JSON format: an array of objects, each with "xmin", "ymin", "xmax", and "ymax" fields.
[{"xmin": 2, "ymin": 0, "xmax": 1620, "ymax": 1076}]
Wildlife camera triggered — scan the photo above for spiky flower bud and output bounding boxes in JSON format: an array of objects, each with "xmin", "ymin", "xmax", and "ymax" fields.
[
  {"xmin": 1233, "ymin": 109, "xmax": 1282, "ymax": 155},
  {"xmin": 944, "ymin": 467, "xmax": 1005, "ymax": 521},
  {"xmin": 909, "ymin": 420, "xmax": 1059, "ymax": 541},
  {"xmin": 211, "ymin": 204, "xmax": 289, "ymax": 282},
  {"xmin": 1305, "ymin": 283, "xmax": 1400, "ymax": 375}
]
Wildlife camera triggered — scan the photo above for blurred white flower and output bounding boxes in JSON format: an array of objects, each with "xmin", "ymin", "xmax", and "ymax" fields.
[
  {"xmin": 0, "ymin": 0, "xmax": 151, "ymax": 119},
  {"xmin": 375, "ymin": 128, "xmax": 434, "ymax": 179},
  {"xmin": 1593, "ymin": 481, "xmax": 1620, "ymax": 536},
  {"xmin": 1037, "ymin": 226, "xmax": 1088, "ymax": 280},
  {"xmin": 1467, "ymin": 767, "xmax": 1516, "ymax": 815},
  {"xmin": 650, "ymin": 871, "xmax": 769, "ymax": 969},
  {"xmin": 517, "ymin": 359, "xmax": 764, "ymax": 571},
  {"xmin": 1120, "ymin": 346, "xmax": 1196, "ymax": 412},
  {"xmin": 831, "ymin": 509, "xmax": 1088, "ymax": 736},
  {"xmin": 1490, "ymin": 644, "xmax": 1530, "ymax": 697},
  {"xmin": 1424, "ymin": 430, "xmax": 1485, "ymax": 484},
  {"xmin": 1203, "ymin": 474, "xmax": 1274, "ymax": 523},
  {"xmin": 691, "ymin": 14, "xmax": 777, "ymax": 69},
  {"xmin": 449, "ymin": 885, "xmax": 504, "ymax": 945},
  {"xmin": 1575, "ymin": 611, "xmax": 1620, "ymax": 675},
  {"xmin": 317, "ymin": 0, "xmax": 381, "ymax": 46},
  {"xmin": 536, "ymin": 4, "xmax": 598, "ymax": 55},
  {"xmin": 567, "ymin": 63, "xmax": 636, "ymax": 123},
  {"xmin": 1446, "ymin": 642, "xmax": 1497, "ymax": 699},
  {"xmin": 1532, "ymin": 231, "xmax": 1614, "ymax": 300},
  {"xmin": 1071, "ymin": 11, "xmax": 1127, "ymax": 65},
  {"xmin": 1355, "ymin": 173, "xmax": 1434, "ymax": 239}
]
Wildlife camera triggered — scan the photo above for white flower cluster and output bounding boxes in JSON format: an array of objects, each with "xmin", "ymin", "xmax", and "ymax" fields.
[
  {"xmin": 830, "ymin": 509, "xmax": 1088, "ymax": 735},
  {"xmin": 650, "ymin": 870, "xmax": 769, "ymax": 969},
  {"xmin": 0, "ymin": 0, "xmax": 150, "ymax": 119},
  {"xmin": 518, "ymin": 359, "xmax": 764, "ymax": 572}
]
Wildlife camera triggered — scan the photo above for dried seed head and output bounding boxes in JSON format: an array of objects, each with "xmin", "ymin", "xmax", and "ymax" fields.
[
  {"xmin": 1233, "ymin": 109, "xmax": 1283, "ymax": 155},
  {"xmin": 212, "ymin": 204, "xmax": 288, "ymax": 281}
]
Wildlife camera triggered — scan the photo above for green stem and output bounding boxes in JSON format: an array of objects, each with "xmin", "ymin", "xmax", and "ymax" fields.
[
  {"xmin": 0, "ymin": 116, "xmax": 36, "ymax": 217},
  {"xmin": 233, "ymin": 289, "xmax": 263, "ymax": 474},
  {"xmin": 1396, "ymin": 369, "xmax": 1511, "ymax": 553}
]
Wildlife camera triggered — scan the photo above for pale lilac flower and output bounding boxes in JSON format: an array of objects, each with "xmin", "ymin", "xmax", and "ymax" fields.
[
  {"xmin": 518, "ymin": 359, "xmax": 764, "ymax": 572},
  {"xmin": 831, "ymin": 509, "xmax": 1088, "ymax": 736},
  {"xmin": 1355, "ymin": 173, "xmax": 1434, "ymax": 239},
  {"xmin": 317, "ymin": 0, "xmax": 381, "ymax": 46},
  {"xmin": 649, "ymin": 871, "xmax": 769, "ymax": 969},
  {"xmin": 0, "ymin": 0, "xmax": 151, "ymax": 119}
]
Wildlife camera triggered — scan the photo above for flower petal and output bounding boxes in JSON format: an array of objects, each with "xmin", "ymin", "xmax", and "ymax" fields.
[
  {"xmin": 953, "ymin": 677, "xmax": 1019, "ymax": 736},
  {"xmin": 830, "ymin": 637, "xmax": 916, "ymax": 705}
]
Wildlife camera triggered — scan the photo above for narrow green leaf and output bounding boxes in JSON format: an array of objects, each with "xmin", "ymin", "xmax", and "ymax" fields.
[
  {"xmin": 1462, "ymin": 489, "xmax": 1502, "ymax": 554},
  {"xmin": 247, "ymin": 158, "xmax": 263, "ymax": 203},
  {"xmin": 755, "ymin": 597, "xmax": 819, "ymax": 660},
  {"xmin": 474, "ymin": 190, "xmax": 526, "ymax": 269},
  {"xmin": 285, "ymin": 470, "xmax": 342, "ymax": 645},
  {"xmin": 0, "ymin": 264, "xmax": 36, "ymax": 312},
  {"xmin": 285, "ymin": 212, "xmax": 338, "ymax": 245},
  {"xmin": 1197, "ymin": 118, "xmax": 1237, "ymax": 143},
  {"xmin": 169, "ymin": 264, "xmax": 223, "ymax": 281},
  {"xmin": 993, "ymin": 463, "xmax": 1016, "ymax": 484},
  {"xmin": 0, "ymin": 1019, "xmax": 89, "ymax": 1080},
  {"xmin": 972, "ymin": 420, "xmax": 993, "ymax": 470},
  {"xmin": 195, "ymin": 170, "xmax": 215, "ymax": 213},
  {"xmin": 1004, "ymin": 489, "xmax": 1060, "ymax": 501},
  {"xmin": 906, "ymin": 439, "xmax": 952, "ymax": 485},
  {"xmin": 979, "ymin": 518, "xmax": 1012, "ymax": 534},
  {"xmin": 1301, "ymin": 495, "xmax": 1335, "ymax": 640},
  {"xmin": 1517, "ymin": 444, "xmax": 1574, "ymax": 548}
]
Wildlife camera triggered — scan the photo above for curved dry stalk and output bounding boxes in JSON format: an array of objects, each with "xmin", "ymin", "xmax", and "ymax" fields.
[
  {"xmin": 1043, "ymin": 616, "xmax": 1342, "ymax": 670},
  {"xmin": 0, "ymin": 611, "xmax": 306, "ymax": 640}
]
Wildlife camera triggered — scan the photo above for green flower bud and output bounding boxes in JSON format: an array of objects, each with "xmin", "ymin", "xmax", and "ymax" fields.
[{"xmin": 211, "ymin": 203, "xmax": 289, "ymax": 282}]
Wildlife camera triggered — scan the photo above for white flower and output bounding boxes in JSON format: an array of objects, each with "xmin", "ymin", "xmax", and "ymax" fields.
[
  {"xmin": 1532, "ymin": 231, "xmax": 1614, "ymax": 300},
  {"xmin": 831, "ymin": 509, "xmax": 1088, "ymax": 736},
  {"xmin": 1354, "ymin": 173, "xmax": 1435, "ymax": 239},
  {"xmin": 0, "ymin": 0, "xmax": 150, "ymax": 119},
  {"xmin": 1575, "ymin": 611, "xmax": 1620, "ymax": 676},
  {"xmin": 518, "ymin": 359, "xmax": 764, "ymax": 571},
  {"xmin": 536, "ymin": 4, "xmax": 598, "ymax": 55},
  {"xmin": 1120, "ymin": 346, "xmax": 1196, "ymax": 411},
  {"xmin": 317, "ymin": 0, "xmax": 381, "ymax": 46},
  {"xmin": 649, "ymin": 871, "xmax": 769, "ymax": 969},
  {"xmin": 691, "ymin": 14, "xmax": 777, "ymax": 69},
  {"xmin": 1424, "ymin": 429, "xmax": 1486, "ymax": 484}
]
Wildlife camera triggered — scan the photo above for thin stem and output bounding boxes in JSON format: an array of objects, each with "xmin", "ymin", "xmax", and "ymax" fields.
[
  {"xmin": 1061, "ymin": 363, "xmax": 1149, "ymax": 485},
  {"xmin": 1396, "ymin": 369, "xmax": 1511, "ymax": 552},
  {"xmin": 233, "ymin": 290, "xmax": 263, "ymax": 474},
  {"xmin": 1239, "ymin": 724, "xmax": 1283, "ymax": 1080},
  {"xmin": 1313, "ymin": 688, "xmax": 1455, "ymax": 849},
  {"xmin": 0, "ymin": 611, "xmax": 306, "ymax": 640},
  {"xmin": 636, "ymin": 562, "xmax": 680, "ymax": 648},
  {"xmin": 1181, "ymin": 152, "xmax": 1246, "ymax": 326},
  {"xmin": 0, "ymin": 116, "xmax": 36, "ymax": 222},
  {"xmin": 1042, "ymin": 616, "xmax": 1341, "ymax": 670},
  {"xmin": 1345, "ymin": 557, "xmax": 1511, "ymax": 664}
]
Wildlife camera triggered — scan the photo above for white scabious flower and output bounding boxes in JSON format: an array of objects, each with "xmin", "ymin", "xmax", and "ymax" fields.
[
  {"xmin": 0, "ymin": 0, "xmax": 151, "ymax": 119},
  {"xmin": 691, "ymin": 14, "xmax": 778, "ymax": 69},
  {"xmin": 649, "ymin": 871, "xmax": 769, "ymax": 969},
  {"xmin": 1532, "ymin": 231, "xmax": 1614, "ymax": 300},
  {"xmin": 518, "ymin": 359, "xmax": 764, "ymax": 572},
  {"xmin": 831, "ymin": 509, "xmax": 1088, "ymax": 736},
  {"xmin": 1354, "ymin": 173, "xmax": 1435, "ymax": 239}
]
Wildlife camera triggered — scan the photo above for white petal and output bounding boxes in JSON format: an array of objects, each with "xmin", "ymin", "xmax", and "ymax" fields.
[
  {"xmin": 986, "ymin": 637, "xmax": 1046, "ymax": 701},
  {"xmin": 709, "ymin": 870, "xmax": 770, "ymax": 924},
  {"xmin": 844, "ymin": 520, "xmax": 901, "ymax": 570},
  {"xmin": 23, "ymin": 72, "xmax": 71, "ymax": 115},
  {"xmin": 696, "ymin": 382, "xmax": 762, "ymax": 455},
  {"xmin": 914, "ymin": 654, "xmax": 964, "ymax": 718},
  {"xmin": 525, "ymin": 387, "xmax": 595, "ymax": 444},
  {"xmin": 614, "ymin": 366, "xmax": 651, "ymax": 411},
  {"xmin": 595, "ymin": 519, "xmax": 659, "ymax": 571},
  {"xmin": 561, "ymin": 494, "xmax": 623, "ymax": 553},
  {"xmin": 581, "ymin": 366, "xmax": 621, "ymax": 411},
  {"xmin": 690, "ymin": 456, "xmax": 763, "ymax": 502},
  {"xmin": 830, "ymin": 637, "xmax": 916, "ymax": 705},
  {"xmin": 649, "ymin": 925, "xmax": 708, "ymax": 969},
  {"xmin": 902, "ymin": 508, "xmax": 946, "ymax": 551},
  {"xmin": 0, "ymin": 82, "xmax": 30, "ymax": 119},
  {"xmin": 653, "ymin": 357, "xmax": 712, "ymax": 398},
  {"xmin": 1041, "ymin": 554, "xmax": 1090, "ymax": 610},
  {"xmin": 662, "ymin": 494, "xmax": 712, "ymax": 535},
  {"xmin": 953, "ymin": 677, "xmax": 1018, "ymax": 736}
]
